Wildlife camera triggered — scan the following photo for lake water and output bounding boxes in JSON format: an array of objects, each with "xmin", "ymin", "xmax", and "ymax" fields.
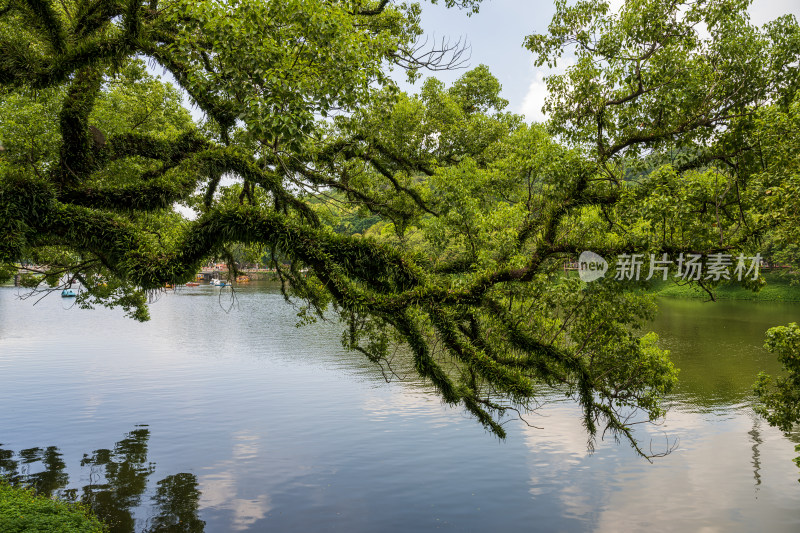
[{"xmin": 1, "ymin": 284, "xmax": 799, "ymax": 532}]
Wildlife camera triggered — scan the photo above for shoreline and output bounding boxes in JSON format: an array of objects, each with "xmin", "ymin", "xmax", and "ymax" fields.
[{"xmin": 650, "ymin": 272, "xmax": 800, "ymax": 302}]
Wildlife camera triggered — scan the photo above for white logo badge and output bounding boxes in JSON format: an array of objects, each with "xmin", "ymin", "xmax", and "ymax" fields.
[{"xmin": 578, "ymin": 251, "xmax": 608, "ymax": 282}]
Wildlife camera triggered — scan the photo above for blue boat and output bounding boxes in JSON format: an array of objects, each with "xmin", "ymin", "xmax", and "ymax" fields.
[{"xmin": 61, "ymin": 289, "xmax": 77, "ymax": 297}]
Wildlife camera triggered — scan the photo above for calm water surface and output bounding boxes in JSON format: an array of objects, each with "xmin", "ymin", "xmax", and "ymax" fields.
[{"xmin": 1, "ymin": 284, "xmax": 799, "ymax": 532}]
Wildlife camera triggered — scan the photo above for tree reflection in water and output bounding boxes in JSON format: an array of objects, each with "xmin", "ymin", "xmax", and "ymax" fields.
[
  {"xmin": 149, "ymin": 473, "xmax": 205, "ymax": 532},
  {"xmin": 0, "ymin": 426, "xmax": 204, "ymax": 532}
]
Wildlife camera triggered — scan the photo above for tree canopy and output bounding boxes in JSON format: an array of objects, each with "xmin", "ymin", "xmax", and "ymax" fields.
[{"xmin": 1, "ymin": 0, "xmax": 798, "ymax": 456}]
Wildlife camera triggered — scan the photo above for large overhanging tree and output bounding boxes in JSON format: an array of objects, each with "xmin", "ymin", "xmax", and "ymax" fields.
[{"xmin": 1, "ymin": 0, "xmax": 798, "ymax": 456}]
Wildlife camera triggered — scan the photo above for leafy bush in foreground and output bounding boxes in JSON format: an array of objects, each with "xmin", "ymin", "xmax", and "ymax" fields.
[{"xmin": 0, "ymin": 479, "xmax": 105, "ymax": 533}]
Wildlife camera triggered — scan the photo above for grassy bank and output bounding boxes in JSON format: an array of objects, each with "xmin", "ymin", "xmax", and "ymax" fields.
[
  {"xmin": 652, "ymin": 272, "xmax": 800, "ymax": 302},
  {"xmin": 0, "ymin": 480, "xmax": 104, "ymax": 533}
]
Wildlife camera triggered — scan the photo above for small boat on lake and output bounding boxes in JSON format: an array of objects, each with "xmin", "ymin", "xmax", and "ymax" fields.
[
  {"xmin": 211, "ymin": 279, "xmax": 227, "ymax": 287},
  {"xmin": 185, "ymin": 282, "xmax": 200, "ymax": 287},
  {"xmin": 61, "ymin": 289, "xmax": 77, "ymax": 297}
]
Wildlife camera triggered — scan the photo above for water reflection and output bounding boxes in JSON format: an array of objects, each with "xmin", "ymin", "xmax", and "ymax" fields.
[
  {"xmin": 149, "ymin": 473, "xmax": 205, "ymax": 532},
  {"xmin": 80, "ymin": 426, "xmax": 156, "ymax": 531},
  {"xmin": 748, "ymin": 415, "xmax": 763, "ymax": 490},
  {"xmin": 1, "ymin": 445, "xmax": 70, "ymax": 496},
  {"xmin": 650, "ymin": 298, "xmax": 800, "ymax": 407},
  {"xmin": 0, "ymin": 427, "xmax": 204, "ymax": 533},
  {"xmin": 2, "ymin": 285, "xmax": 800, "ymax": 532}
]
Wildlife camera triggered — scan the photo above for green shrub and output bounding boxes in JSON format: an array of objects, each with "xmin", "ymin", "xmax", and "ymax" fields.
[{"xmin": 0, "ymin": 479, "xmax": 105, "ymax": 533}]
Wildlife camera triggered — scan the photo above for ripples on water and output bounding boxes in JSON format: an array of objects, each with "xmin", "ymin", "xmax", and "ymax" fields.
[{"xmin": 0, "ymin": 285, "xmax": 798, "ymax": 532}]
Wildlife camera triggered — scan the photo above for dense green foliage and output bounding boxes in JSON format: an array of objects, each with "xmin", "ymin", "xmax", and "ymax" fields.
[
  {"xmin": 755, "ymin": 323, "xmax": 800, "ymax": 432},
  {"xmin": 754, "ymin": 322, "xmax": 800, "ymax": 478},
  {"xmin": 0, "ymin": 0, "xmax": 798, "ymax": 458},
  {"xmin": 0, "ymin": 479, "xmax": 105, "ymax": 533}
]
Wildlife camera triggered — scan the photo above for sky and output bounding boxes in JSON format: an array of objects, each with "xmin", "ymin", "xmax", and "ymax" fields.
[{"xmin": 398, "ymin": 0, "xmax": 800, "ymax": 122}]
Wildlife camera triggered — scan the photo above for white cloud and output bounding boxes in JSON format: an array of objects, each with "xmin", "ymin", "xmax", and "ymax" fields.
[
  {"xmin": 519, "ymin": 56, "xmax": 575, "ymax": 123},
  {"xmin": 608, "ymin": 0, "xmax": 625, "ymax": 12},
  {"xmin": 750, "ymin": 0, "xmax": 800, "ymax": 25},
  {"xmin": 199, "ymin": 432, "xmax": 274, "ymax": 531},
  {"xmin": 519, "ymin": 70, "xmax": 549, "ymax": 123}
]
